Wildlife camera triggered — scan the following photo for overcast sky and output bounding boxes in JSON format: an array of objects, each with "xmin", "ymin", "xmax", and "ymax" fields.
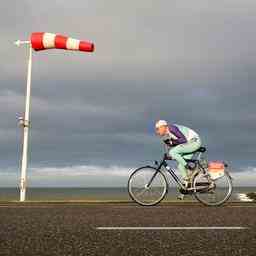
[{"xmin": 0, "ymin": 1, "xmax": 256, "ymax": 186}]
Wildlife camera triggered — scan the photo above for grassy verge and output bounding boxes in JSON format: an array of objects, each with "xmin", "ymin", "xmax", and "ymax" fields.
[
  {"xmin": 0, "ymin": 200, "xmax": 254, "ymax": 206},
  {"xmin": 247, "ymin": 192, "xmax": 256, "ymax": 201},
  {"xmin": 0, "ymin": 200, "xmax": 209, "ymax": 206},
  {"xmin": 3, "ymin": 199, "xmax": 190, "ymax": 204}
]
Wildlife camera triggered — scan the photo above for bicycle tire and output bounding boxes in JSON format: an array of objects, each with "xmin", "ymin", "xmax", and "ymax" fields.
[
  {"xmin": 192, "ymin": 170, "xmax": 233, "ymax": 206},
  {"xmin": 128, "ymin": 166, "xmax": 168, "ymax": 206}
]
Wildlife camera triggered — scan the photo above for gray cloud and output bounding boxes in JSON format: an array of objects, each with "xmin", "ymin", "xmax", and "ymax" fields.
[{"xmin": 1, "ymin": 1, "xmax": 256, "ymax": 186}]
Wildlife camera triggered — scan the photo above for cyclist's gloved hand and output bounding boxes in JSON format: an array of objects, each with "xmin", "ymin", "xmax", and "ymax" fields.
[{"xmin": 164, "ymin": 153, "xmax": 172, "ymax": 160}]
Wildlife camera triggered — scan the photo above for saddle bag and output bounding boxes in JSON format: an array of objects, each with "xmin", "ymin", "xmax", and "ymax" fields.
[{"xmin": 208, "ymin": 161, "xmax": 225, "ymax": 180}]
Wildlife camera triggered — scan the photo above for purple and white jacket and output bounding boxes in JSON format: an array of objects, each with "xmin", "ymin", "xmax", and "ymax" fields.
[{"xmin": 161, "ymin": 124, "xmax": 200, "ymax": 149}]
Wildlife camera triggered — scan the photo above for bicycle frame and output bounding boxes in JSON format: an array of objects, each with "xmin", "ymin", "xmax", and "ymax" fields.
[{"xmin": 147, "ymin": 156, "xmax": 207, "ymax": 191}]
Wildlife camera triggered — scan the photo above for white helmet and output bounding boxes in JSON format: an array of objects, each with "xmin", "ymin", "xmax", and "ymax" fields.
[{"xmin": 155, "ymin": 120, "xmax": 168, "ymax": 129}]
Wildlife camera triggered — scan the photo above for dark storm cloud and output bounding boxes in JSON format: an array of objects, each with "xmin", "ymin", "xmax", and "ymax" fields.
[{"xmin": 0, "ymin": 1, "xmax": 256, "ymax": 185}]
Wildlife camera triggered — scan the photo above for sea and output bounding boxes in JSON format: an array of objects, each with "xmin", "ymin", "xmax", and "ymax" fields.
[{"xmin": 0, "ymin": 187, "xmax": 255, "ymax": 202}]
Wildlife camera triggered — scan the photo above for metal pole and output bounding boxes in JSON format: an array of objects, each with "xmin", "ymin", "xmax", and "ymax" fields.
[{"xmin": 17, "ymin": 41, "xmax": 32, "ymax": 202}]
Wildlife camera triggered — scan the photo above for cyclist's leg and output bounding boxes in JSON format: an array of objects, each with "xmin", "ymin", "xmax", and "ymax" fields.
[
  {"xmin": 169, "ymin": 147, "xmax": 188, "ymax": 178},
  {"xmin": 169, "ymin": 138, "xmax": 201, "ymax": 179},
  {"xmin": 176, "ymin": 162, "xmax": 187, "ymax": 179},
  {"xmin": 183, "ymin": 153, "xmax": 194, "ymax": 160}
]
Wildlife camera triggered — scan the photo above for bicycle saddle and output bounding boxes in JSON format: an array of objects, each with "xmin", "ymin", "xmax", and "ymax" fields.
[{"xmin": 197, "ymin": 146, "xmax": 206, "ymax": 153}]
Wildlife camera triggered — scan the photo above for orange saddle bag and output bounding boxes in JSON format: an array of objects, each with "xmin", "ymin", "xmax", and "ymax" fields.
[{"xmin": 208, "ymin": 161, "xmax": 225, "ymax": 179}]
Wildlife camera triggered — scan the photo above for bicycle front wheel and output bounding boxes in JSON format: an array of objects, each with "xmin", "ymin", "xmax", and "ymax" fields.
[
  {"xmin": 128, "ymin": 166, "xmax": 168, "ymax": 206},
  {"xmin": 193, "ymin": 169, "xmax": 233, "ymax": 206}
]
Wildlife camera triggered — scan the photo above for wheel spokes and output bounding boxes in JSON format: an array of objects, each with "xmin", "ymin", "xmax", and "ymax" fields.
[
  {"xmin": 128, "ymin": 167, "xmax": 167, "ymax": 205},
  {"xmin": 193, "ymin": 171, "xmax": 232, "ymax": 206}
]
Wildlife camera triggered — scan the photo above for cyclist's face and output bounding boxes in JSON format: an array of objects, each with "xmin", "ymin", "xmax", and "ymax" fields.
[{"xmin": 155, "ymin": 125, "xmax": 167, "ymax": 136}]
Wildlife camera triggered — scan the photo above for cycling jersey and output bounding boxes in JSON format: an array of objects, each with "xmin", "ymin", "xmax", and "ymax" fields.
[{"xmin": 161, "ymin": 124, "xmax": 200, "ymax": 148}]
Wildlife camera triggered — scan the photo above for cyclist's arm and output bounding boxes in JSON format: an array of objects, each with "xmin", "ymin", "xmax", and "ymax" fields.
[
  {"xmin": 161, "ymin": 140, "xmax": 176, "ymax": 158},
  {"xmin": 169, "ymin": 125, "xmax": 187, "ymax": 145},
  {"xmin": 161, "ymin": 141, "xmax": 169, "ymax": 153}
]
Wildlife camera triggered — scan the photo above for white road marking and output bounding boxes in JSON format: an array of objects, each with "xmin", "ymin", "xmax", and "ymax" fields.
[{"xmin": 97, "ymin": 226, "xmax": 247, "ymax": 230}]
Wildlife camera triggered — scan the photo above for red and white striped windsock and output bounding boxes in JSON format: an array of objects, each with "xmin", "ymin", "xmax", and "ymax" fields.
[{"xmin": 30, "ymin": 32, "xmax": 94, "ymax": 52}]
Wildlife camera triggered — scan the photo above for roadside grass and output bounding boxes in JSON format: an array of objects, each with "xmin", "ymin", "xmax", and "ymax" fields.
[{"xmin": 247, "ymin": 192, "xmax": 256, "ymax": 201}]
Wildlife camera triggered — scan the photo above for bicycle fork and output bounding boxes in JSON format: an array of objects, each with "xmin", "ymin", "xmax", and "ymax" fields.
[{"xmin": 145, "ymin": 169, "xmax": 159, "ymax": 189}]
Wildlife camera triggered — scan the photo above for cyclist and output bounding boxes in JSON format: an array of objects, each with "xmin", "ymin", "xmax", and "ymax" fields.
[{"xmin": 155, "ymin": 120, "xmax": 202, "ymax": 199}]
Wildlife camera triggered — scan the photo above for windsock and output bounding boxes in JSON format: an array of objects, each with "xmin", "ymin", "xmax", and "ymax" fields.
[{"xmin": 30, "ymin": 32, "xmax": 94, "ymax": 52}]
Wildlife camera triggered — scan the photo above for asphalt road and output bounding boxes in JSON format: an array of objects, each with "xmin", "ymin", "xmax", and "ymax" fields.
[{"xmin": 0, "ymin": 202, "xmax": 255, "ymax": 256}]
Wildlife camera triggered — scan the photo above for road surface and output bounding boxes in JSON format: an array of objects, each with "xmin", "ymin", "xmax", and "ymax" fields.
[{"xmin": 0, "ymin": 202, "xmax": 255, "ymax": 255}]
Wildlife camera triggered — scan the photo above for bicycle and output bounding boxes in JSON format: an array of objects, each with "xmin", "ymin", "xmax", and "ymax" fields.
[{"xmin": 128, "ymin": 147, "xmax": 233, "ymax": 206}]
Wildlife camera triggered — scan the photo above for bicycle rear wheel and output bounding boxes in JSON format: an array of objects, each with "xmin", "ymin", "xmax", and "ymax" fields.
[
  {"xmin": 193, "ymin": 169, "xmax": 233, "ymax": 206},
  {"xmin": 128, "ymin": 166, "xmax": 168, "ymax": 206}
]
